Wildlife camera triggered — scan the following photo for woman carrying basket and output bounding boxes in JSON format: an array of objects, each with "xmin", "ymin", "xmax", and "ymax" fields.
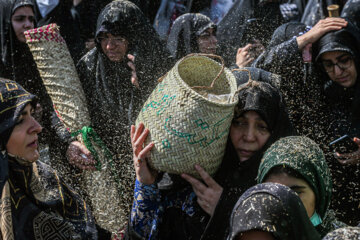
[
  {"xmin": 0, "ymin": 0, "xmax": 95, "ymax": 180},
  {"xmin": 126, "ymin": 69, "xmax": 295, "ymax": 240},
  {"xmin": 0, "ymin": 78, "xmax": 98, "ymax": 239}
]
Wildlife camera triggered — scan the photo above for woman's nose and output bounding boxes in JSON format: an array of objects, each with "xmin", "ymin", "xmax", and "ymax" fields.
[
  {"xmin": 211, "ymin": 35, "xmax": 218, "ymax": 44},
  {"xmin": 29, "ymin": 117, "xmax": 43, "ymax": 134},
  {"xmin": 244, "ymin": 127, "xmax": 256, "ymax": 142},
  {"xmin": 24, "ymin": 18, "xmax": 33, "ymax": 29},
  {"xmin": 106, "ymin": 40, "xmax": 117, "ymax": 50},
  {"xmin": 334, "ymin": 64, "xmax": 344, "ymax": 76}
]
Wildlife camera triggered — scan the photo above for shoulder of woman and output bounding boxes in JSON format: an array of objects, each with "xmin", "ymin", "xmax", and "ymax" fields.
[
  {"xmin": 318, "ymin": 209, "xmax": 348, "ymax": 236},
  {"xmin": 77, "ymin": 48, "xmax": 99, "ymax": 72}
]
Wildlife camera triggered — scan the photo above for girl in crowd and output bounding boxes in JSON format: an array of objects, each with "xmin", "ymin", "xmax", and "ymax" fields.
[
  {"xmin": 126, "ymin": 69, "xmax": 295, "ymax": 239},
  {"xmin": 258, "ymin": 136, "xmax": 347, "ymax": 237},
  {"xmin": 312, "ymin": 22, "xmax": 360, "ymax": 224},
  {"xmin": 0, "ymin": 78, "xmax": 97, "ymax": 239},
  {"xmin": 166, "ymin": 13, "xmax": 218, "ymax": 60},
  {"xmin": 0, "ymin": 0, "xmax": 94, "ymax": 190},
  {"xmin": 253, "ymin": 17, "xmax": 360, "ymax": 225},
  {"xmin": 228, "ymin": 183, "xmax": 321, "ymax": 240},
  {"xmin": 166, "ymin": 12, "xmax": 259, "ymax": 68}
]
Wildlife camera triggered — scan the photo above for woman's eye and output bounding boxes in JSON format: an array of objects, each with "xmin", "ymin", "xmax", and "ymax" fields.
[
  {"xmin": 15, "ymin": 119, "xmax": 24, "ymax": 125},
  {"xmin": 233, "ymin": 120, "xmax": 247, "ymax": 127},
  {"xmin": 257, "ymin": 124, "xmax": 269, "ymax": 132},
  {"xmin": 339, "ymin": 56, "xmax": 351, "ymax": 64},
  {"xmin": 323, "ymin": 62, "xmax": 332, "ymax": 68},
  {"xmin": 199, "ymin": 34, "xmax": 210, "ymax": 38}
]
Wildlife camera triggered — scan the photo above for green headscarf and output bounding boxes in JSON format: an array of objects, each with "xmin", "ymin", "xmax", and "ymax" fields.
[{"xmin": 257, "ymin": 136, "xmax": 332, "ymax": 220}]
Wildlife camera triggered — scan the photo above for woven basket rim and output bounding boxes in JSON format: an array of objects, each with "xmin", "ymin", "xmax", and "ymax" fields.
[{"xmin": 173, "ymin": 55, "xmax": 238, "ymax": 107}]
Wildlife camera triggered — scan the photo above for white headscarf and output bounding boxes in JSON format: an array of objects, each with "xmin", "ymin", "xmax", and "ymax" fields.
[{"xmin": 36, "ymin": 0, "xmax": 59, "ymax": 18}]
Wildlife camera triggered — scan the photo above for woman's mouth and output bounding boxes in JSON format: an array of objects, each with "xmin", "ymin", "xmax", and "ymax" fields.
[
  {"xmin": 239, "ymin": 149, "xmax": 255, "ymax": 157},
  {"xmin": 336, "ymin": 76, "xmax": 349, "ymax": 83},
  {"xmin": 27, "ymin": 140, "xmax": 38, "ymax": 148}
]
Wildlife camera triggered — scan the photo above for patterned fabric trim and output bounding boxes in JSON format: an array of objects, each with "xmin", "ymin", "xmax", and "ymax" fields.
[
  {"xmin": 24, "ymin": 24, "xmax": 66, "ymax": 44},
  {"xmin": 0, "ymin": 183, "xmax": 14, "ymax": 240}
]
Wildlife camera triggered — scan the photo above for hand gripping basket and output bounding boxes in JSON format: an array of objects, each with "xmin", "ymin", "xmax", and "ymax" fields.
[
  {"xmin": 25, "ymin": 24, "xmax": 129, "ymax": 234},
  {"xmin": 136, "ymin": 54, "xmax": 238, "ymax": 177}
]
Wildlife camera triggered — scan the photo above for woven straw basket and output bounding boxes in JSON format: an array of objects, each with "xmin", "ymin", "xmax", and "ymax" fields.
[
  {"xmin": 24, "ymin": 24, "xmax": 89, "ymax": 131},
  {"xmin": 25, "ymin": 24, "xmax": 129, "ymax": 234},
  {"xmin": 136, "ymin": 54, "xmax": 238, "ymax": 177}
]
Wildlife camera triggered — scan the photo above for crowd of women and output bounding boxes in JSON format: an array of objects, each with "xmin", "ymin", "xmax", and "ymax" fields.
[{"xmin": 1, "ymin": 0, "xmax": 360, "ymax": 239}]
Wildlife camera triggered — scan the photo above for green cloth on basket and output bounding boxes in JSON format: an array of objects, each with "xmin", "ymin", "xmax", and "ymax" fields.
[{"xmin": 71, "ymin": 126, "xmax": 113, "ymax": 171}]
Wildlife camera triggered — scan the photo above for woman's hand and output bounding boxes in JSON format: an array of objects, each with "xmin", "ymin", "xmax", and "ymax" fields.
[
  {"xmin": 236, "ymin": 44, "xmax": 255, "ymax": 68},
  {"xmin": 67, "ymin": 141, "xmax": 96, "ymax": 170},
  {"xmin": 127, "ymin": 54, "xmax": 139, "ymax": 89},
  {"xmin": 131, "ymin": 123, "xmax": 157, "ymax": 185},
  {"xmin": 335, "ymin": 137, "xmax": 360, "ymax": 165},
  {"xmin": 296, "ymin": 18, "xmax": 347, "ymax": 50},
  {"xmin": 181, "ymin": 164, "xmax": 223, "ymax": 216}
]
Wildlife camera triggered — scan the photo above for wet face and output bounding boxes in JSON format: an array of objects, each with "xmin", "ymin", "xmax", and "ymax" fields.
[
  {"xmin": 6, "ymin": 104, "xmax": 42, "ymax": 163},
  {"xmin": 197, "ymin": 28, "xmax": 217, "ymax": 54},
  {"xmin": 265, "ymin": 172, "xmax": 316, "ymax": 218},
  {"xmin": 230, "ymin": 111, "xmax": 271, "ymax": 162},
  {"xmin": 11, "ymin": 6, "xmax": 35, "ymax": 43},
  {"xmin": 236, "ymin": 230, "xmax": 275, "ymax": 240},
  {"xmin": 321, "ymin": 51, "xmax": 357, "ymax": 88},
  {"xmin": 99, "ymin": 33, "xmax": 129, "ymax": 62}
]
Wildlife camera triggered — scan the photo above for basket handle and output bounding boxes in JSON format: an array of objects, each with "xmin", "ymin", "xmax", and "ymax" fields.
[
  {"xmin": 184, "ymin": 53, "xmax": 225, "ymax": 90},
  {"xmin": 230, "ymin": 68, "xmax": 253, "ymax": 102}
]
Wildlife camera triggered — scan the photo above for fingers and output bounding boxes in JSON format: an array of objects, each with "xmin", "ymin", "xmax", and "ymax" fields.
[
  {"xmin": 242, "ymin": 44, "xmax": 253, "ymax": 52},
  {"xmin": 138, "ymin": 143, "xmax": 155, "ymax": 161},
  {"xmin": 335, "ymin": 150, "xmax": 360, "ymax": 165},
  {"xmin": 181, "ymin": 173, "xmax": 208, "ymax": 195},
  {"xmin": 323, "ymin": 17, "xmax": 347, "ymax": 23},
  {"xmin": 194, "ymin": 164, "xmax": 219, "ymax": 189},
  {"xmin": 69, "ymin": 141, "xmax": 96, "ymax": 163},
  {"xmin": 197, "ymin": 198, "xmax": 211, "ymax": 212},
  {"xmin": 133, "ymin": 123, "xmax": 144, "ymax": 146},
  {"xmin": 127, "ymin": 57, "xmax": 139, "ymax": 88},
  {"xmin": 316, "ymin": 18, "xmax": 347, "ymax": 33},
  {"xmin": 243, "ymin": 57, "xmax": 254, "ymax": 66},
  {"xmin": 237, "ymin": 47, "xmax": 243, "ymax": 54},
  {"xmin": 68, "ymin": 153, "xmax": 96, "ymax": 171},
  {"xmin": 127, "ymin": 61, "xmax": 136, "ymax": 71},
  {"xmin": 298, "ymin": 18, "xmax": 347, "ymax": 48},
  {"xmin": 76, "ymin": 141, "xmax": 92, "ymax": 156},
  {"xmin": 134, "ymin": 128, "xmax": 150, "ymax": 150},
  {"xmin": 127, "ymin": 54, "xmax": 135, "ymax": 62},
  {"xmin": 354, "ymin": 137, "xmax": 360, "ymax": 146}
]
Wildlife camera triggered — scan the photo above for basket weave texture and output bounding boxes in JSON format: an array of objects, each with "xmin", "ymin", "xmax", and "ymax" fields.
[
  {"xmin": 25, "ymin": 24, "xmax": 128, "ymax": 234},
  {"xmin": 136, "ymin": 55, "xmax": 238, "ymax": 177},
  {"xmin": 24, "ymin": 24, "xmax": 90, "ymax": 131}
]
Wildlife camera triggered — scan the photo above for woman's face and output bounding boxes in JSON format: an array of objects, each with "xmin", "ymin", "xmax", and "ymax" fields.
[
  {"xmin": 99, "ymin": 33, "xmax": 129, "ymax": 62},
  {"xmin": 6, "ymin": 104, "xmax": 42, "ymax": 163},
  {"xmin": 321, "ymin": 51, "xmax": 357, "ymax": 88},
  {"xmin": 11, "ymin": 6, "xmax": 35, "ymax": 43},
  {"xmin": 230, "ymin": 111, "xmax": 271, "ymax": 162},
  {"xmin": 236, "ymin": 230, "xmax": 275, "ymax": 240},
  {"xmin": 197, "ymin": 28, "xmax": 217, "ymax": 54},
  {"xmin": 265, "ymin": 172, "xmax": 316, "ymax": 218}
]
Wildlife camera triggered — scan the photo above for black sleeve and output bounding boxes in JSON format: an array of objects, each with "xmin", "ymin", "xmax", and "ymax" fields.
[
  {"xmin": 253, "ymin": 38, "xmax": 303, "ymax": 76},
  {"xmin": 200, "ymin": 187, "xmax": 243, "ymax": 240}
]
